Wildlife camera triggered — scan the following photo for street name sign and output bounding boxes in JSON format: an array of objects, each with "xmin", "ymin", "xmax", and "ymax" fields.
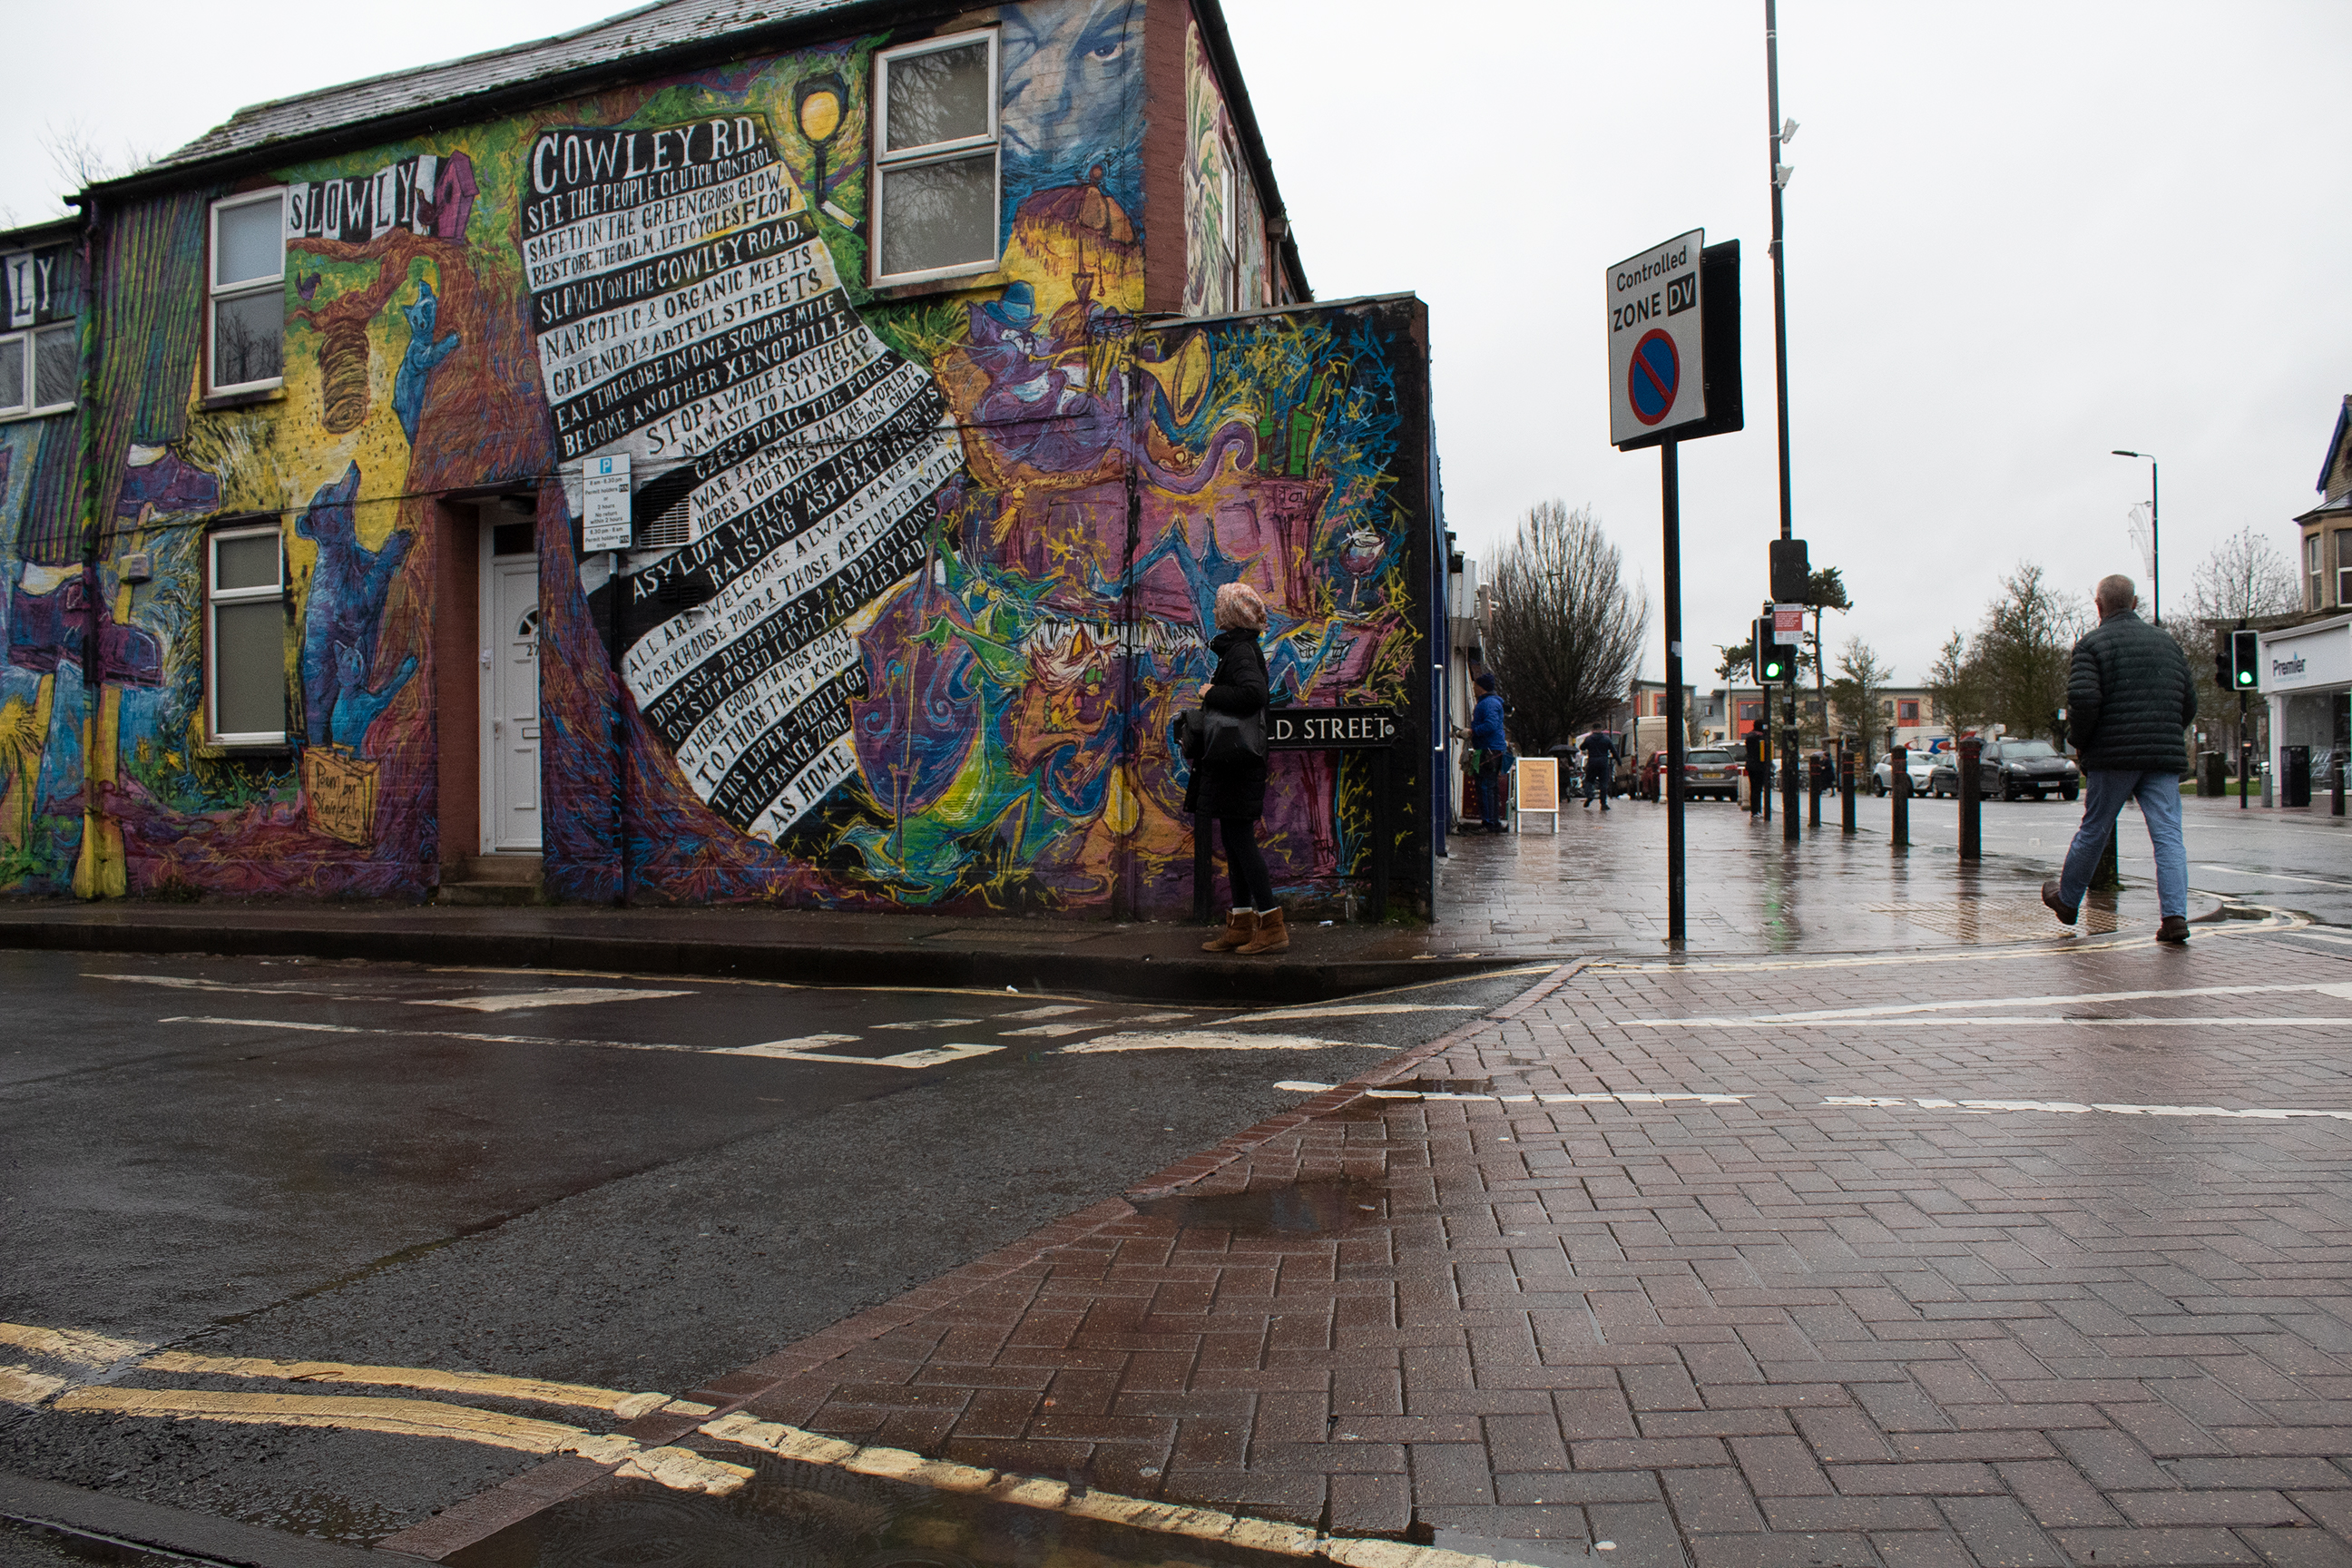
[
  {"xmin": 1607, "ymin": 230, "xmax": 1706, "ymax": 447},
  {"xmin": 583, "ymin": 455, "xmax": 632, "ymax": 552},
  {"xmin": 1268, "ymin": 706, "xmax": 1397, "ymax": 750}
]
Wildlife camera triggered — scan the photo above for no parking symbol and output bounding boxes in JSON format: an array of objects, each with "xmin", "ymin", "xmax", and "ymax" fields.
[{"xmin": 1627, "ymin": 328, "xmax": 1680, "ymax": 426}]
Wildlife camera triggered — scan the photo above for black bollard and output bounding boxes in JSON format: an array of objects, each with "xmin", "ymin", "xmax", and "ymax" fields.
[
  {"xmin": 1808, "ymin": 750, "xmax": 1823, "ymax": 828},
  {"xmin": 2334, "ymin": 750, "xmax": 2346, "ymax": 818},
  {"xmin": 2090, "ymin": 830, "xmax": 2122, "ymax": 892},
  {"xmin": 1889, "ymin": 744, "xmax": 1909, "ymax": 848},
  {"xmin": 1956, "ymin": 735, "xmax": 1981, "ymax": 862},
  {"xmin": 1839, "ymin": 741, "xmax": 1857, "ymax": 835}
]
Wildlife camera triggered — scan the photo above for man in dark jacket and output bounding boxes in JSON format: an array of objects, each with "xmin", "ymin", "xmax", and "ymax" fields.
[
  {"xmin": 1466, "ymin": 672, "xmax": 1507, "ymax": 831},
  {"xmin": 2043, "ymin": 574, "xmax": 2197, "ymax": 943},
  {"xmin": 1579, "ymin": 729, "xmax": 1620, "ymax": 809}
]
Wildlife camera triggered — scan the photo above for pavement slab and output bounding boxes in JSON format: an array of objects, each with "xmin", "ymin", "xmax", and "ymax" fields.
[{"xmin": 514, "ymin": 922, "xmax": 2352, "ymax": 1567}]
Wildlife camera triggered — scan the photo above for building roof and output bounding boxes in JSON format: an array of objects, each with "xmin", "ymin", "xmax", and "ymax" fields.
[
  {"xmin": 149, "ymin": 0, "xmax": 861, "ymax": 176},
  {"xmin": 2317, "ymin": 394, "xmax": 2352, "ymax": 504}
]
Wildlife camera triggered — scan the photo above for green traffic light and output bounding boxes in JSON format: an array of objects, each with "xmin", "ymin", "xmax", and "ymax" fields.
[{"xmin": 2237, "ymin": 671, "xmax": 2255, "ymax": 686}]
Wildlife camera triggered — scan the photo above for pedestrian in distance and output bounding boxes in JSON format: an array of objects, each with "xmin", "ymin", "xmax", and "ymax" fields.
[
  {"xmin": 1465, "ymin": 671, "xmax": 1507, "ymax": 832},
  {"xmin": 1191, "ymin": 583, "xmax": 1289, "ymax": 956},
  {"xmin": 1579, "ymin": 728, "xmax": 1620, "ymax": 810},
  {"xmin": 2042, "ymin": 573, "xmax": 2197, "ymax": 944}
]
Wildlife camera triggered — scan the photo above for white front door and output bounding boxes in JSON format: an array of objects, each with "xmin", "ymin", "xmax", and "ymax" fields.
[{"xmin": 484, "ymin": 554, "xmax": 542, "ymax": 852}]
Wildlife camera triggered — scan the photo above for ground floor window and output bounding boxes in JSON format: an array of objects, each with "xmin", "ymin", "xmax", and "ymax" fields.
[{"xmin": 208, "ymin": 524, "xmax": 286, "ymax": 744}]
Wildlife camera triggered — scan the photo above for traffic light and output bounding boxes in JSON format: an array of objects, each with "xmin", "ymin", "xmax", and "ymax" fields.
[
  {"xmin": 2213, "ymin": 641, "xmax": 2233, "ymax": 691},
  {"xmin": 1754, "ymin": 616, "xmax": 1792, "ymax": 683},
  {"xmin": 2230, "ymin": 628, "xmax": 2260, "ymax": 692}
]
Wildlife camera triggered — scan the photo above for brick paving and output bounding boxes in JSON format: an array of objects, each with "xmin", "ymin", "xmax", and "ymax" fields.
[{"xmin": 681, "ymin": 927, "xmax": 2352, "ymax": 1567}]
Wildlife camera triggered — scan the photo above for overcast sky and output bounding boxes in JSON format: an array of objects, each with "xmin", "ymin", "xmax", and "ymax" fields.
[{"xmin": 5, "ymin": 1, "xmax": 2347, "ymax": 686}]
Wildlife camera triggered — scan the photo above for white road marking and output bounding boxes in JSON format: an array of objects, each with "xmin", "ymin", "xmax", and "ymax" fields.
[
  {"xmin": 1125, "ymin": 1011, "xmax": 1195, "ymax": 1024},
  {"xmin": 715, "ymin": 1040, "xmax": 1001, "ymax": 1070},
  {"xmin": 1739, "ymin": 981, "xmax": 2352, "ymax": 1024},
  {"xmin": 1059, "ymin": 1031, "xmax": 1379, "ymax": 1055},
  {"xmin": 1242, "ymin": 1004, "xmax": 1481, "ymax": 1022},
  {"xmin": 163, "ymin": 1016, "xmax": 999, "ymax": 1071},
  {"xmin": 87, "ymin": 974, "xmax": 332, "ymax": 998},
  {"xmin": 2198, "ymin": 863, "xmax": 2352, "ymax": 889},
  {"xmin": 163, "ymin": 1015, "xmax": 700, "ymax": 1052},
  {"xmin": 1595, "ymin": 909, "xmax": 2300, "ymax": 974},
  {"xmin": 999, "ymin": 1004, "xmax": 1088, "ymax": 1020},
  {"xmin": 1270, "ymin": 1082, "xmax": 1747, "ymax": 1106},
  {"xmin": 1001, "ymin": 1024, "xmax": 1095, "ymax": 1037},
  {"xmin": 417, "ymin": 987, "xmax": 692, "ymax": 1012},
  {"xmin": 869, "ymin": 1016, "xmax": 981, "ymax": 1031},
  {"xmin": 1824, "ymin": 1095, "xmax": 2352, "ymax": 1123}
]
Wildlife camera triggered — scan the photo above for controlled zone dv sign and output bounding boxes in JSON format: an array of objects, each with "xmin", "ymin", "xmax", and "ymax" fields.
[{"xmin": 1607, "ymin": 230, "xmax": 1706, "ymax": 448}]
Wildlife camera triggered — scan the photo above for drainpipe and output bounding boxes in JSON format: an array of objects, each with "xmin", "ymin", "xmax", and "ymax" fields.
[{"xmin": 72, "ymin": 190, "xmax": 117, "ymax": 899}]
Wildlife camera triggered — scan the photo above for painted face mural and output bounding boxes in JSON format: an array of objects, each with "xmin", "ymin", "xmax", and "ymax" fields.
[{"xmin": 0, "ymin": 4, "xmax": 1431, "ymax": 915}]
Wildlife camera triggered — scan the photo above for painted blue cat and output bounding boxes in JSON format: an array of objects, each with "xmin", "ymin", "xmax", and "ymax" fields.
[
  {"xmin": 328, "ymin": 642, "xmax": 417, "ymax": 754},
  {"xmin": 298, "ymin": 464, "xmax": 412, "ymax": 749},
  {"xmin": 391, "ymin": 279, "xmax": 461, "ymax": 442}
]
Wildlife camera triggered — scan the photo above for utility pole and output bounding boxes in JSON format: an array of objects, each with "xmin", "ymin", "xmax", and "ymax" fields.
[{"xmin": 1766, "ymin": 0, "xmax": 1799, "ymax": 843}]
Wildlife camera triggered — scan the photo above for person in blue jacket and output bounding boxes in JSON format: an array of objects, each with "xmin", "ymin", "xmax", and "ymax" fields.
[{"xmin": 1467, "ymin": 672, "xmax": 1507, "ymax": 831}]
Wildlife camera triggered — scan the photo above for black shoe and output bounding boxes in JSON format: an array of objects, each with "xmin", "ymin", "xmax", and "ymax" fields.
[
  {"xmin": 2041, "ymin": 879, "xmax": 2078, "ymax": 926},
  {"xmin": 2157, "ymin": 916, "xmax": 2190, "ymax": 945}
]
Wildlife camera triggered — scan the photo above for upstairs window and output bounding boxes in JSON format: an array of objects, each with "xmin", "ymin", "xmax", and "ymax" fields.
[
  {"xmin": 2310, "ymin": 533, "xmax": 2325, "ymax": 611},
  {"xmin": 0, "ymin": 322, "xmax": 74, "ymax": 418},
  {"xmin": 208, "ymin": 524, "xmax": 287, "ymax": 745},
  {"xmin": 211, "ymin": 191, "xmax": 286, "ymax": 394},
  {"xmin": 2337, "ymin": 530, "xmax": 2352, "ymax": 610},
  {"xmin": 872, "ymin": 30, "xmax": 1000, "ymax": 285}
]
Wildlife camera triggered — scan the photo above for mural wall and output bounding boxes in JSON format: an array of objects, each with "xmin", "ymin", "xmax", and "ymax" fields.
[{"xmin": 0, "ymin": 0, "xmax": 1433, "ymax": 917}]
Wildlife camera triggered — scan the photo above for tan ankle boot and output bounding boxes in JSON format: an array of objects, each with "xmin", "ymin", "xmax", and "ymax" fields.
[
  {"xmin": 1201, "ymin": 909, "xmax": 1258, "ymax": 952},
  {"xmin": 1237, "ymin": 906, "xmax": 1289, "ymax": 955}
]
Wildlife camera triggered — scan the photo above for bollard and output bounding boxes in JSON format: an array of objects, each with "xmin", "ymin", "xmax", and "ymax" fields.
[
  {"xmin": 1782, "ymin": 724, "xmax": 1801, "ymax": 843},
  {"xmin": 1839, "ymin": 741, "xmax": 1857, "ymax": 835},
  {"xmin": 1745, "ymin": 731, "xmax": 1764, "ymax": 818},
  {"xmin": 1956, "ymin": 735, "xmax": 1981, "ymax": 861},
  {"xmin": 2090, "ymin": 830, "xmax": 2121, "ymax": 892},
  {"xmin": 2334, "ymin": 750, "xmax": 2346, "ymax": 818},
  {"xmin": 1889, "ymin": 744, "xmax": 1909, "ymax": 848},
  {"xmin": 1808, "ymin": 750, "xmax": 1823, "ymax": 828}
]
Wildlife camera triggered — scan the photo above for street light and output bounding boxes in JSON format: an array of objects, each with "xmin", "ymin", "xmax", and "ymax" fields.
[{"xmin": 2111, "ymin": 449, "xmax": 2159, "ymax": 624}]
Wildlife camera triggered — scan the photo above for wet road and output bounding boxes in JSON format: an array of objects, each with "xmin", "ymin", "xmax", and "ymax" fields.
[{"xmin": 0, "ymin": 950, "xmax": 1538, "ymax": 1552}]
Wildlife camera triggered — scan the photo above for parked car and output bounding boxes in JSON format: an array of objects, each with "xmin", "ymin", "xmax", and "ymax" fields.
[
  {"xmin": 1682, "ymin": 746, "xmax": 1741, "ymax": 801},
  {"xmin": 1926, "ymin": 739, "xmax": 2081, "ymax": 800},
  {"xmin": 1870, "ymin": 753, "xmax": 1936, "ymax": 797},
  {"xmin": 1637, "ymin": 750, "xmax": 1669, "ymax": 800}
]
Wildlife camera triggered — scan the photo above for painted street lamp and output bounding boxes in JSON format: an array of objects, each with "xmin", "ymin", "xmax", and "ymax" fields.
[{"xmin": 795, "ymin": 73, "xmax": 848, "ymax": 221}]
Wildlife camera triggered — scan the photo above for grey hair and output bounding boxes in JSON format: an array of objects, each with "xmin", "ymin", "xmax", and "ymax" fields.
[{"xmin": 2095, "ymin": 573, "xmax": 2137, "ymax": 613}]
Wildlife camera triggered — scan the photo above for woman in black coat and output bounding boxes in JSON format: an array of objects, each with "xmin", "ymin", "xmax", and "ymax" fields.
[{"xmin": 1188, "ymin": 582, "xmax": 1285, "ymax": 955}]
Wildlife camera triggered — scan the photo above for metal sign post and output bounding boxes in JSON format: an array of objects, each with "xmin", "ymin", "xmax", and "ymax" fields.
[
  {"xmin": 582, "ymin": 456, "xmax": 632, "ymax": 903},
  {"xmin": 1609, "ymin": 233, "xmax": 1741, "ymax": 949}
]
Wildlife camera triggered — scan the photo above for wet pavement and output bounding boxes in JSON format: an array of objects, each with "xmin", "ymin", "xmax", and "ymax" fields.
[{"xmin": 0, "ymin": 951, "xmax": 1529, "ymax": 1558}]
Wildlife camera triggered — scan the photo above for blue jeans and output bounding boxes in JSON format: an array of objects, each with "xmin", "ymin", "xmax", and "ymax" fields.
[
  {"xmin": 1476, "ymin": 760, "xmax": 1503, "ymax": 827},
  {"xmin": 2059, "ymin": 769, "xmax": 2188, "ymax": 917}
]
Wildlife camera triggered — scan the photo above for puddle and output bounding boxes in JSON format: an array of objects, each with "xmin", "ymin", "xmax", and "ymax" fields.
[
  {"xmin": 1127, "ymin": 1176, "xmax": 1387, "ymax": 1236},
  {"xmin": 446, "ymin": 1453, "xmax": 1308, "ymax": 1568}
]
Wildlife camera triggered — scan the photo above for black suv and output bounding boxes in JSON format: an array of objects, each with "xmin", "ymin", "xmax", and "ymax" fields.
[{"xmin": 1926, "ymin": 740, "xmax": 2080, "ymax": 801}]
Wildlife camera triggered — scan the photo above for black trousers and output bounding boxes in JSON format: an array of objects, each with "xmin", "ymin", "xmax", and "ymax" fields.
[{"xmin": 1220, "ymin": 817, "xmax": 1276, "ymax": 912}]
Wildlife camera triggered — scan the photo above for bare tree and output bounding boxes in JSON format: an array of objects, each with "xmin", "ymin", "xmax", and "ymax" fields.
[
  {"xmin": 1974, "ymin": 563, "xmax": 2087, "ymax": 742},
  {"xmin": 2186, "ymin": 526, "xmax": 2299, "ymax": 760},
  {"xmin": 1484, "ymin": 501, "xmax": 1650, "ymax": 758},
  {"xmin": 34, "ymin": 122, "xmax": 155, "ymax": 219},
  {"xmin": 1925, "ymin": 629, "xmax": 1984, "ymax": 741},
  {"xmin": 1826, "ymin": 638, "xmax": 1894, "ymax": 762}
]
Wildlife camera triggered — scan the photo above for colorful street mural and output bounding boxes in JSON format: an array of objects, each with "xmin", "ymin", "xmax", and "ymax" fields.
[{"xmin": 0, "ymin": 1, "xmax": 1433, "ymax": 916}]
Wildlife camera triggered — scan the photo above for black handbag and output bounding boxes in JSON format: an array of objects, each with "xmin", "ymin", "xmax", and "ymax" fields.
[{"xmin": 1183, "ymin": 705, "xmax": 1266, "ymax": 765}]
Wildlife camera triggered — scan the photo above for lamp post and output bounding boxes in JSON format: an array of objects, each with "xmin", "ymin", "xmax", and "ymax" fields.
[{"xmin": 2111, "ymin": 449, "xmax": 2159, "ymax": 624}]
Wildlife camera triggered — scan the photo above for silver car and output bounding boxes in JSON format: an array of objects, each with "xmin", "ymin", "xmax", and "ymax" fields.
[{"xmin": 1871, "ymin": 753, "xmax": 1936, "ymax": 797}]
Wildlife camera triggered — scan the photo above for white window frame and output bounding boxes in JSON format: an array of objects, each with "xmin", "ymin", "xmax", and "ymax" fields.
[
  {"xmin": 207, "ymin": 523, "xmax": 287, "ymax": 746},
  {"xmin": 0, "ymin": 321, "xmax": 75, "ymax": 420},
  {"xmin": 2337, "ymin": 530, "xmax": 2352, "ymax": 611},
  {"xmin": 870, "ymin": 28, "xmax": 1001, "ymax": 288},
  {"xmin": 209, "ymin": 189, "xmax": 287, "ymax": 397}
]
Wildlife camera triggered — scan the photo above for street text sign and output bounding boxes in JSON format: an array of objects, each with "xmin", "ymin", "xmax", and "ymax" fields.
[
  {"xmin": 583, "ymin": 455, "xmax": 632, "ymax": 552},
  {"xmin": 1607, "ymin": 230, "xmax": 1706, "ymax": 447},
  {"xmin": 1267, "ymin": 707, "xmax": 1397, "ymax": 750},
  {"xmin": 1772, "ymin": 603, "xmax": 1803, "ymax": 646}
]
